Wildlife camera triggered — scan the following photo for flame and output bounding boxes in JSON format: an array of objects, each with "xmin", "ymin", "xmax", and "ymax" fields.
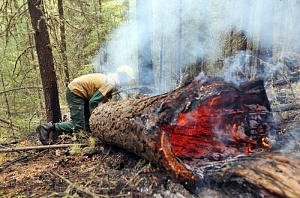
[
  {"xmin": 246, "ymin": 143, "xmax": 253, "ymax": 154},
  {"xmin": 262, "ymin": 137, "xmax": 270, "ymax": 147},
  {"xmin": 162, "ymin": 92, "xmax": 270, "ymax": 160},
  {"xmin": 232, "ymin": 123, "xmax": 238, "ymax": 132},
  {"xmin": 209, "ymin": 95, "xmax": 222, "ymax": 106}
]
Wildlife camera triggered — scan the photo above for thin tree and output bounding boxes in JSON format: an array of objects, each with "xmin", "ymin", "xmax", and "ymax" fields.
[
  {"xmin": 136, "ymin": 0, "xmax": 155, "ymax": 94},
  {"xmin": 292, "ymin": 1, "xmax": 300, "ymax": 53},
  {"xmin": 177, "ymin": 0, "xmax": 183, "ymax": 85},
  {"xmin": 28, "ymin": 0, "xmax": 61, "ymax": 123},
  {"xmin": 158, "ymin": 1, "xmax": 165, "ymax": 93},
  {"xmin": 257, "ymin": 0, "xmax": 274, "ymax": 75},
  {"xmin": 58, "ymin": 0, "xmax": 70, "ymax": 87},
  {"xmin": 242, "ymin": 1, "xmax": 253, "ymax": 77}
]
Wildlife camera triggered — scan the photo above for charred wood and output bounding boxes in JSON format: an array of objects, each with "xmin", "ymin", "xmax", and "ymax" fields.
[
  {"xmin": 89, "ymin": 77, "xmax": 274, "ymax": 192},
  {"xmin": 204, "ymin": 153, "xmax": 300, "ymax": 197}
]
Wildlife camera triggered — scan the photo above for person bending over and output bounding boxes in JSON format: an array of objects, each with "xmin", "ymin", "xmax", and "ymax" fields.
[{"xmin": 36, "ymin": 65, "xmax": 134, "ymax": 145}]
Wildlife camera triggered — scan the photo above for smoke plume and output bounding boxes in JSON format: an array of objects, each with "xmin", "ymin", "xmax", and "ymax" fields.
[{"xmin": 93, "ymin": 0, "xmax": 300, "ymax": 91}]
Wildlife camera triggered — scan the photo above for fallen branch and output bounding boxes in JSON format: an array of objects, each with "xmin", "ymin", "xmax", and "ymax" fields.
[
  {"xmin": 0, "ymin": 149, "xmax": 48, "ymax": 172},
  {"xmin": 0, "ymin": 141, "xmax": 18, "ymax": 146},
  {"xmin": 0, "ymin": 86, "xmax": 42, "ymax": 95},
  {"xmin": 272, "ymin": 102, "xmax": 300, "ymax": 112},
  {"xmin": 273, "ymin": 77, "xmax": 300, "ymax": 86},
  {"xmin": 0, "ymin": 144, "xmax": 87, "ymax": 152}
]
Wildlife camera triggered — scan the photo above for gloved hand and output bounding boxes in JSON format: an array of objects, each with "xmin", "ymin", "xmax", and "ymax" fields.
[{"xmin": 89, "ymin": 108, "xmax": 94, "ymax": 114}]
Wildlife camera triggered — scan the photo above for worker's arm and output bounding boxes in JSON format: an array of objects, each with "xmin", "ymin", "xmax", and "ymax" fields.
[{"xmin": 89, "ymin": 90, "xmax": 105, "ymax": 110}]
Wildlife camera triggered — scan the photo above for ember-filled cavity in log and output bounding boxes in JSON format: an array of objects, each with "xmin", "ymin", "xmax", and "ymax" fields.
[{"xmin": 89, "ymin": 77, "xmax": 274, "ymax": 190}]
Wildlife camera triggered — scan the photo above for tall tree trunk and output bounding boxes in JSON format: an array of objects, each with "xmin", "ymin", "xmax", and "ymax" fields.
[
  {"xmin": 246, "ymin": 1, "xmax": 258, "ymax": 79},
  {"xmin": 257, "ymin": 0, "xmax": 274, "ymax": 75},
  {"xmin": 241, "ymin": 1, "xmax": 252, "ymax": 79},
  {"xmin": 177, "ymin": 0, "xmax": 183, "ymax": 85},
  {"xmin": 196, "ymin": 8, "xmax": 208, "ymax": 74},
  {"xmin": 158, "ymin": 2, "xmax": 165, "ymax": 93},
  {"xmin": 0, "ymin": 73, "xmax": 11, "ymax": 120},
  {"xmin": 136, "ymin": 0, "xmax": 155, "ymax": 94},
  {"xmin": 58, "ymin": 0, "xmax": 70, "ymax": 87},
  {"xmin": 293, "ymin": 1, "xmax": 300, "ymax": 52},
  {"xmin": 26, "ymin": 8, "xmax": 44, "ymax": 117},
  {"xmin": 28, "ymin": 0, "xmax": 61, "ymax": 123}
]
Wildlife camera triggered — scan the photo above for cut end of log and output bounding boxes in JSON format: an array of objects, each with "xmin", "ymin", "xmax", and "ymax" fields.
[{"xmin": 162, "ymin": 78, "xmax": 273, "ymax": 161}]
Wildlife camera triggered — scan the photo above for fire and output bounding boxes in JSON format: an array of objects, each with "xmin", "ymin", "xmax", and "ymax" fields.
[
  {"xmin": 232, "ymin": 123, "xmax": 238, "ymax": 132},
  {"xmin": 245, "ymin": 143, "xmax": 253, "ymax": 154},
  {"xmin": 209, "ymin": 95, "xmax": 222, "ymax": 106},
  {"xmin": 162, "ymin": 91, "xmax": 271, "ymax": 161},
  {"xmin": 262, "ymin": 137, "xmax": 270, "ymax": 147}
]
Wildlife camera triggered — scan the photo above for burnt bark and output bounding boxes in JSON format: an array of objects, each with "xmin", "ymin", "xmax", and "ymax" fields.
[
  {"xmin": 90, "ymin": 78, "xmax": 274, "ymax": 192},
  {"xmin": 204, "ymin": 153, "xmax": 300, "ymax": 197},
  {"xmin": 58, "ymin": 0, "xmax": 70, "ymax": 87}
]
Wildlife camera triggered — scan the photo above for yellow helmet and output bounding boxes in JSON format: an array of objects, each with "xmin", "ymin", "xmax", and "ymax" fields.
[{"xmin": 117, "ymin": 65, "xmax": 135, "ymax": 80}]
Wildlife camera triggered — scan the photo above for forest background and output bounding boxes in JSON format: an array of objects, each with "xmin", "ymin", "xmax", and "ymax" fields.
[{"xmin": 0, "ymin": 0, "xmax": 300, "ymax": 145}]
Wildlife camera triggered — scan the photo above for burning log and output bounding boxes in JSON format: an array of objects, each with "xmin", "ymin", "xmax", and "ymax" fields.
[{"xmin": 89, "ymin": 77, "xmax": 274, "ymax": 191}]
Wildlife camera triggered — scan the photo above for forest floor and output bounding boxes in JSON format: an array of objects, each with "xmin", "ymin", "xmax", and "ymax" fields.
[
  {"xmin": 0, "ymin": 134, "xmax": 222, "ymax": 198},
  {"xmin": 1, "ymin": 82, "xmax": 300, "ymax": 198}
]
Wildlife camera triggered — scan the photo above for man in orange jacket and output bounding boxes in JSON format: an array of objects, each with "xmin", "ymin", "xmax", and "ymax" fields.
[{"xmin": 36, "ymin": 65, "xmax": 134, "ymax": 145}]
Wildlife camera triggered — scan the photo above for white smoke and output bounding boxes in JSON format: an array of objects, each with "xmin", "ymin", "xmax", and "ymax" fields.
[{"xmin": 93, "ymin": 0, "xmax": 300, "ymax": 91}]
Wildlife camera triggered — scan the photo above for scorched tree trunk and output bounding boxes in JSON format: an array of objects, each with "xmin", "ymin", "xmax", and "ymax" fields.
[{"xmin": 90, "ymin": 77, "xmax": 274, "ymax": 191}]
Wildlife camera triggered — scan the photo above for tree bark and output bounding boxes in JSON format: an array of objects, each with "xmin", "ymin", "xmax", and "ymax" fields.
[
  {"xmin": 204, "ymin": 153, "xmax": 300, "ymax": 197},
  {"xmin": 28, "ymin": 0, "xmax": 61, "ymax": 122},
  {"xmin": 90, "ymin": 78, "xmax": 274, "ymax": 191},
  {"xmin": 58, "ymin": 0, "xmax": 70, "ymax": 87}
]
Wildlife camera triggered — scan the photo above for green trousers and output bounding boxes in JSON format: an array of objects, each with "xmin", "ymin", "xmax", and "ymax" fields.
[{"xmin": 55, "ymin": 88, "xmax": 91, "ymax": 134}]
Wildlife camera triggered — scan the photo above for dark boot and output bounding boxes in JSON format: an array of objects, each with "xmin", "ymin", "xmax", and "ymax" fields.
[{"xmin": 36, "ymin": 122, "xmax": 55, "ymax": 145}]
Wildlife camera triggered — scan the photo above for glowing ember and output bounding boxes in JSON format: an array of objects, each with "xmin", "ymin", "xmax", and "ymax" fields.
[
  {"xmin": 262, "ymin": 137, "xmax": 270, "ymax": 147},
  {"xmin": 246, "ymin": 143, "xmax": 253, "ymax": 154},
  {"xmin": 162, "ymin": 91, "xmax": 271, "ymax": 161}
]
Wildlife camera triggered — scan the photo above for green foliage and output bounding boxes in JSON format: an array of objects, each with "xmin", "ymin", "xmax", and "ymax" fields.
[
  {"xmin": 0, "ymin": 0, "xmax": 127, "ymax": 142},
  {"xmin": 69, "ymin": 143, "xmax": 81, "ymax": 156},
  {"xmin": 88, "ymin": 136, "xmax": 96, "ymax": 148},
  {"xmin": 55, "ymin": 0, "xmax": 127, "ymax": 77},
  {"xmin": 77, "ymin": 64, "xmax": 94, "ymax": 75}
]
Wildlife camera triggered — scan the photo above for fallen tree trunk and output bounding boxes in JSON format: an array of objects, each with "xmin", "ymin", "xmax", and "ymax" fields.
[
  {"xmin": 203, "ymin": 152, "xmax": 300, "ymax": 197},
  {"xmin": 90, "ymin": 77, "xmax": 274, "ymax": 192}
]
